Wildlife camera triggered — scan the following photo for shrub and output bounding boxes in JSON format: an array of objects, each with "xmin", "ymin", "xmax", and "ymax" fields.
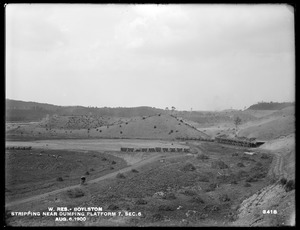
[
  {"xmin": 280, "ymin": 177, "xmax": 287, "ymax": 185},
  {"xmin": 67, "ymin": 188, "xmax": 85, "ymax": 198},
  {"xmin": 237, "ymin": 162, "xmax": 245, "ymax": 167},
  {"xmin": 197, "ymin": 154, "xmax": 209, "ymax": 160},
  {"xmin": 154, "ymin": 126, "xmax": 156, "ymax": 129},
  {"xmin": 182, "ymin": 163, "xmax": 196, "ymax": 172},
  {"xmin": 204, "ymin": 204, "xmax": 220, "ymax": 212},
  {"xmin": 116, "ymin": 173, "xmax": 126, "ymax": 179},
  {"xmin": 205, "ymin": 183, "xmax": 217, "ymax": 192},
  {"xmin": 256, "ymin": 162, "xmax": 263, "ymax": 167},
  {"xmin": 131, "ymin": 169, "xmax": 139, "ymax": 173},
  {"xmin": 85, "ymin": 171, "xmax": 90, "ymax": 175},
  {"xmin": 285, "ymin": 180, "xmax": 295, "ymax": 192},
  {"xmin": 237, "ymin": 170, "xmax": 249, "ymax": 179},
  {"xmin": 219, "ymin": 194, "xmax": 230, "ymax": 202},
  {"xmin": 164, "ymin": 193, "xmax": 176, "ymax": 200},
  {"xmin": 246, "ymin": 177, "xmax": 258, "ymax": 183},
  {"xmin": 111, "ymin": 160, "xmax": 116, "ymax": 165},
  {"xmin": 57, "ymin": 177, "xmax": 64, "ymax": 182},
  {"xmin": 107, "ymin": 204, "xmax": 119, "ymax": 210},
  {"xmin": 231, "ymin": 180, "xmax": 238, "ymax": 185},
  {"xmin": 158, "ymin": 204, "xmax": 176, "ymax": 211},
  {"xmin": 261, "ymin": 154, "xmax": 270, "ymax": 159},
  {"xmin": 152, "ymin": 213, "xmax": 164, "ymax": 222},
  {"xmin": 244, "ymin": 183, "xmax": 251, "ymax": 187},
  {"xmin": 232, "ymin": 153, "xmax": 238, "ymax": 157},
  {"xmin": 211, "ymin": 160, "xmax": 229, "ymax": 169},
  {"xmin": 190, "ymin": 195, "xmax": 205, "ymax": 204},
  {"xmin": 102, "ymin": 157, "xmax": 107, "ymax": 161},
  {"xmin": 135, "ymin": 199, "xmax": 147, "ymax": 205},
  {"xmin": 198, "ymin": 175, "xmax": 210, "ymax": 182},
  {"xmin": 182, "ymin": 189, "xmax": 197, "ymax": 196},
  {"xmin": 110, "ymin": 167, "xmax": 114, "ymax": 170}
]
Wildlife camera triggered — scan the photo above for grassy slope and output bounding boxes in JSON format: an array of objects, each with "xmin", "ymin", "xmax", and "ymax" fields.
[
  {"xmin": 6, "ymin": 114, "xmax": 209, "ymax": 140},
  {"xmin": 238, "ymin": 106, "xmax": 295, "ymax": 140}
]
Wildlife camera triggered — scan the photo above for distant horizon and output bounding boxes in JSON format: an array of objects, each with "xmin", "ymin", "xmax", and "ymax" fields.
[{"xmin": 5, "ymin": 97, "xmax": 295, "ymax": 112}]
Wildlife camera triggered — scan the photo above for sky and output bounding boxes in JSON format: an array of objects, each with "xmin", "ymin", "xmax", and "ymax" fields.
[{"xmin": 5, "ymin": 4, "xmax": 295, "ymax": 111}]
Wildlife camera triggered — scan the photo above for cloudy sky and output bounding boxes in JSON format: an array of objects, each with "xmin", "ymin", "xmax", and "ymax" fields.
[{"xmin": 6, "ymin": 4, "xmax": 295, "ymax": 111}]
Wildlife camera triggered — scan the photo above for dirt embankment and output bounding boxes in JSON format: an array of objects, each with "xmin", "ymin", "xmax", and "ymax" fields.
[{"xmin": 231, "ymin": 134, "xmax": 295, "ymax": 226}]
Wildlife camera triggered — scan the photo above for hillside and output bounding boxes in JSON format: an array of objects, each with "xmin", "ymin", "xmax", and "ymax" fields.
[
  {"xmin": 237, "ymin": 106, "xmax": 295, "ymax": 140},
  {"xmin": 176, "ymin": 110, "xmax": 257, "ymax": 128},
  {"xmin": 6, "ymin": 114, "xmax": 210, "ymax": 140},
  {"xmin": 5, "ymin": 99, "xmax": 165, "ymax": 122},
  {"xmin": 247, "ymin": 102, "xmax": 294, "ymax": 110}
]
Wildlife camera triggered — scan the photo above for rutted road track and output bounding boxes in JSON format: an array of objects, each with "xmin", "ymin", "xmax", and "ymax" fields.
[{"xmin": 268, "ymin": 151, "xmax": 286, "ymax": 179}]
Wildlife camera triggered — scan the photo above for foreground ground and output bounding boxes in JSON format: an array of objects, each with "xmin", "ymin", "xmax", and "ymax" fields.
[{"xmin": 5, "ymin": 138, "xmax": 293, "ymax": 227}]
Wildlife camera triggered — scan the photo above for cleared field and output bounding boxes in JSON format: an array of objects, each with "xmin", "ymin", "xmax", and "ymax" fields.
[
  {"xmin": 5, "ymin": 148, "xmax": 127, "ymax": 203},
  {"xmin": 5, "ymin": 141, "xmax": 275, "ymax": 226},
  {"xmin": 5, "ymin": 139, "xmax": 189, "ymax": 204},
  {"xmin": 5, "ymin": 139, "xmax": 188, "ymax": 152}
]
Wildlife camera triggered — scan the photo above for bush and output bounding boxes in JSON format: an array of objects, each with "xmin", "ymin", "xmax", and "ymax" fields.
[
  {"xmin": 280, "ymin": 177, "xmax": 287, "ymax": 185},
  {"xmin": 232, "ymin": 153, "xmax": 238, "ymax": 157},
  {"xmin": 246, "ymin": 176, "xmax": 258, "ymax": 183},
  {"xmin": 154, "ymin": 126, "xmax": 156, "ymax": 129},
  {"xmin": 107, "ymin": 204, "xmax": 119, "ymax": 210},
  {"xmin": 256, "ymin": 162, "xmax": 263, "ymax": 167},
  {"xmin": 244, "ymin": 183, "xmax": 251, "ymax": 187},
  {"xmin": 219, "ymin": 194, "xmax": 230, "ymax": 202},
  {"xmin": 102, "ymin": 157, "xmax": 107, "ymax": 161},
  {"xmin": 116, "ymin": 173, "xmax": 126, "ymax": 179},
  {"xmin": 164, "ymin": 192, "xmax": 176, "ymax": 200},
  {"xmin": 211, "ymin": 160, "xmax": 228, "ymax": 169},
  {"xmin": 237, "ymin": 170, "xmax": 249, "ymax": 179},
  {"xmin": 261, "ymin": 154, "xmax": 270, "ymax": 159},
  {"xmin": 198, "ymin": 175, "xmax": 210, "ymax": 182},
  {"xmin": 204, "ymin": 204, "xmax": 220, "ymax": 212},
  {"xmin": 56, "ymin": 177, "xmax": 64, "ymax": 182},
  {"xmin": 182, "ymin": 189, "xmax": 197, "ymax": 196},
  {"xmin": 197, "ymin": 154, "xmax": 209, "ymax": 160},
  {"xmin": 285, "ymin": 180, "xmax": 295, "ymax": 192},
  {"xmin": 158, "ymin": 204, "xmax": 176, "ymax": 211},
  {"xmin": 67, "ymin": 188, "xmax": 85, "ymax": 198},
  {"xmin": 90, "ymin": 168, "xmax": 95, "ymax": 171},
  {"xmin": 152, "ymin": 213, "xmax": 164, "ymax": 222},
  {"xmin": 85, "ymin": 171, "xmax": 90, "ymax": 175},
  {"xmin": 190, "ymin": 195, "xmax": 205, "ymax": 204},
  {"xmin": 231, "ymin": 180, "xmax": 238, "ymax": 185},
  {"xmin": 110, "ymin": 167, "xmax": 114, "ymax": 170},
  {"xmin": 111, "ymin": 161, "xmax": 116, "ymax": 165},
  {"xmin": 182, "ymin": 163, "xmax": 196, "ymax": 172},
  {"xmin": 131, "ymin": 169, "xmax": 139, "ymax": 173},
  {"xmin": 205, "ymin": 183, "xmax": 217, "ymax": 192},
  {"xmin": 135, "ymin": 199, "xmax": 147, "ymax": 205},
  {"xmin": 237, "ymin": 162, "xmax": 245, "ymax": 167}
]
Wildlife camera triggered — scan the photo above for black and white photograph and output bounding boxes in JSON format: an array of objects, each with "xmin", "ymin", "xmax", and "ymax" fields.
[{"xmin": 5, "ymin": 3, "xmax": 295, "ymax": 227}]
